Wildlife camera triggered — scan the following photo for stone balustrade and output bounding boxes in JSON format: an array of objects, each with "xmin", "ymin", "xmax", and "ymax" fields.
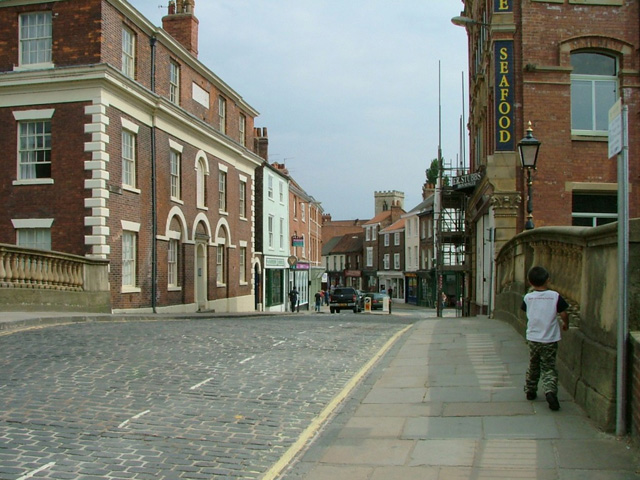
[
  {"xmin": 0, "ymin": 244, "xmax": 110, "ymax": 312},
  {"xmin": 494, "ymin": 220, "xmax": 640, "ymax": 434}
]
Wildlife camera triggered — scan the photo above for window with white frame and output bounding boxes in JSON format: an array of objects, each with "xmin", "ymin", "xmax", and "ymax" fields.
[
  {"xmin": 13, "ymin": 219, "xmax": 53, "ymax": 250},
  {"xmin": 17, "ymin": 228, "xmax": 51, "ymax": 250},
  {"xmin": 122, "ymin": 130, "xmax": 136, "ymax": 188},
  {"xmin": 218, "ymin": 96, "xmax": 226, "ymax": 134},
  {"xmin": 168, "ymin": 238, "xmax": 180, "ymax": 288},
  {"xmin": 279, "ymin": 181, "xmax": 284, "ymax": 203},
  {"xmin": 170, "ymin": 150, "xmax": 181, "ymax": 199},
  {"xmin": 571, "ymin": 52, "xmax": 618, "ymax": 134},
  {"xmin": 384, "ymin": 234, "xmax": 389, "ymax": 247},
  {"xmin": 121, "ymin": 26, "xmax": 135, "ymax": 79},
  {"xmin": 372, "ymin": 227, "xmax": 377, "ymax": 240},
  {"xmin": 394, "ymin": 253, "xmax": 400, "ymax": 270},
  {"xmin": 122, "ymin": 230, "xmax": 137, "ymax": 288},
  {"xmin": 239, "ymin": 246, "xmax": 247, "ymax": 283},
  {"xmin": 239, "ymin": 180, "xmax": 247, "ymax": 218},
  {"xmin": 268, "ymin": 215, "xmax": 274, "ymax": 248},
  {"xmin": 18, "ymin": 120, "xmax": 51, "ymax": 180},
  {"xmin": 196, "ymin": 157, "xmax": 207, "ymax": 208},
  {"xmin": 383, "ymin": 254, "xmax": 390, "ymax": 270},
  {"xmin": 239, "ymin": 114, "xmax": 246, "ymax": 146},
  {"xmin": 365, "ymin": 227, "xmax": 371, "ymax": 241},
  {"xmin": 366, "ymin": 247, "xmax": 373, "ymax": 267},
  {"xmin": 19, "ymin": 12, "xmax": 52, "ymax": 67},
  {"xmin": 301, "ymin": 203, "xmax": 306, "ymax": 222},
  {"xmin": 572, "ymin": 192, "xmax": 617, "ymax": 226},
  {"xmin": 218, "ymin": 170, "xmax": 227, "ymax": 212},
  {"xmin": 279, "ymin": 217, "xmax": 284, "ymax": 249},
  {"xmin": 169, "ymin": 60, "xmax": 180, "ymax": 104},
  {"xmin": 216, "ymin": 245, "xmax": 225, "ymax": 286},
  {"xmin": 394, "ymin": 232, "xmax": 400, "ymax": 246},
  {"xmin": 267, "ymin": 175, "xmax": 273, "ymax": 199}
]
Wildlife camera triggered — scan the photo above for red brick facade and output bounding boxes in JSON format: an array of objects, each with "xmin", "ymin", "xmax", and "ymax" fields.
[
  {"xmin": 0, "ymin": 0, "xmax": 262, "ymax": 312},
  {"xmin": 463, "ymin": 0, "xmax": 640, "ymax": 313}
]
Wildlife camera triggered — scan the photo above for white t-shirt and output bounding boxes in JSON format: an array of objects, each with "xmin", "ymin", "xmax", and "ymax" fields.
[{"xmin": 522, "ymin": 290, "xmax": 568, "ymax": 343}]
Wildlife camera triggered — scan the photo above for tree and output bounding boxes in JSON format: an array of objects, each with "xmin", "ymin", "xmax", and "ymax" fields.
[{"xmin": 426, "ymin": 158, "xmax": 449, "ymax": 186}]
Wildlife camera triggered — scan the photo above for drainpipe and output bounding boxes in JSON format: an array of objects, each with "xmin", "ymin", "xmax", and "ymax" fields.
[{"xmin": 150, "ymin": 36, "xmax": 158, "ymax": 313}]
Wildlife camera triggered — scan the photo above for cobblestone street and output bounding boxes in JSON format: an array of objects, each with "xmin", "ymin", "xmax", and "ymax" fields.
[{"xmin": 0, "ymin": 315, "xmax": 413, "ymax": 480}]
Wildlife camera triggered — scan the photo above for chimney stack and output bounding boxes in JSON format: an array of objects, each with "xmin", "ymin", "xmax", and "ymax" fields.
[
  {"xmin": 254, "ymin": 127, "xmax": 269, "ymax": 161},
  {"xmin": 163, "ymin": 0, "xmax": 199, "ymax": 57}
]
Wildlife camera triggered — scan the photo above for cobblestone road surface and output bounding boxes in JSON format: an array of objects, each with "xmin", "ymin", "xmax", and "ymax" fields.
[{"xmin": 0, "ymin": 314, "xmax": 413, "ymax": 480}]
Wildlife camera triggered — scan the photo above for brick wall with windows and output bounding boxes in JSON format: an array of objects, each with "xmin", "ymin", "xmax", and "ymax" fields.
[{"xmin": 0, "ymin": 0, "xmax": 262, "ymax": 312}]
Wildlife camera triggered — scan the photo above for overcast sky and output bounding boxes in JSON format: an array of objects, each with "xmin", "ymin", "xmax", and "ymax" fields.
[{"xmin": 133, "ymin": 1, "xmax": 469, "ymax": 220}]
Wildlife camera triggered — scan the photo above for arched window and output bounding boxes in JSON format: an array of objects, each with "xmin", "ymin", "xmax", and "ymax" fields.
[
  {"xmin": 571, "ymin": 52, "xmax": 618, "ymax": 134},
  {"xmin": 196, "ymin": 157, "xmax": 207, "ymax": 208}
]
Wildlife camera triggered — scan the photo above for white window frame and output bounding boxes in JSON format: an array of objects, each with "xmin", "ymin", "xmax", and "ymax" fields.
[
  {"xmin": 383, "ymin": 253, "xmax": 390, "ymax": 270},
  {"xmin": 17, "ymin": 119, "xmax": 52, "ymax": 181},
  {"xmin": 170, "ymin": 149, "xmax": 181, "ymax": 200},
  {"xmin": 268, "ymin": 215, "xmax": 274, "ymax": 248},
  {"xmin": 570, "ymin": 52, "xmax": 618, "ymax": 136},
  {"xmin": 384, "ymin": 234, "xmax": 389, "ymax": 247},
  {"xmin": 121, "ymin": 130, "xmax": 136, "ymax": 189},
  {"xmin": 216, "ymin": 245, "xmax": 225, "ymax": 286},
  {"xmin": 195, "ymin": 153, "xmax": 209, "ymax": 209},
  {"xmin": 239, "ymin": 114, "xmax": 246, "ymax": 146},
  {"xmin": 239, "ymin": 246, "xmax": 247, "ymax": 284},
  {"xmin": 394, "ymin": 232, "xmax": 400, "ymax": 246},
  {"xmin": 12, "ymin": 218, "xmax": 54, "ymax": 251},
  {"xmin": 218, "ymin": 170, "xmax": 227, "ymax": 213},
  {"xmin": 267, "ymin": 175, "xmax": 273, "ymax": 199},
  {"xmin": 121, "ymin": 221, "xmax": 140, "ymax": 292},
  {"xmin": 121, "ymin": 26, "xmax": 135, "ymax": 79},
  {"xmin": 19, "ymin": 12, "xmax": 52, "ymax": 68},
  {"xmin": 168, "ymin": 237, "xmax": 181, "ymax": 289},
  {"xmin": 279, "ymin": 217, "xmax": 284, "ymax": 250},
  {"xmin": 366, "ymin": 247, "xmax": 373, "ymax": 267},
  {"xmin": 239, "ymin": 180, "xmax": 247, "ymax": 219},
  {"xmin": 394, "ymin": 253, "xmax": 400, "ymax": 270},
  {"xmin": 218, "ymin": 96, "xmax": 226, "ymax": 134},
  {"xmin": 365, "ymin": 227, "xmax": 371, "ymax": 241},
  {"xmin": 169, "ymin": 60, "xmax": 180, "ymax": 104}
]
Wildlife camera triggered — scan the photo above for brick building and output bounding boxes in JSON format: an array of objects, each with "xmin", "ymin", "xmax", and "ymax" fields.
[
  {"xmin": 459, "ymin": 0, "xmax": 639, "ymax": 314},
  {"xmin": 362, "ymin": 191, "xmax": 405, "ymax": 293},
  {"xmin": 270, "ymin": 162, "xmax": 324, "ymax": 309},
  {"xmin": 0, "ymin": 0, "xmax": 264, "ymax": 312}
]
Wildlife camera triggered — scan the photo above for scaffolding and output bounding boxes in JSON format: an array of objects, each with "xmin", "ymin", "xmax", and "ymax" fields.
[{"xmin": 435, "ymin": 157, "xmax": 472, "ymax": 317}]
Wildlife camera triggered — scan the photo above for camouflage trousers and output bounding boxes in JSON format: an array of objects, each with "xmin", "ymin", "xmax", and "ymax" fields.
[{"xmin": 525, "ymin": 340, "xmax": 559, "ymax": 395}]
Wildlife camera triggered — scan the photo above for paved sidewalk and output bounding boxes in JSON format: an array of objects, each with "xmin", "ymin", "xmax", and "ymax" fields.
[{"xmin": 280, "ymin": 316, "xmax": 640, "ymax": 479}]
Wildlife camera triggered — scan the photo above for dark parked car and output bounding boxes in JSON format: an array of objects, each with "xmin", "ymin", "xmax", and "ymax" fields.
[
  {"xmin": 329, "ymin": 287, "xmax": 359, "ymax": 313},
  {"xmin": 360, "ymin": 292, "xmax": 389, "ymax": 311}
]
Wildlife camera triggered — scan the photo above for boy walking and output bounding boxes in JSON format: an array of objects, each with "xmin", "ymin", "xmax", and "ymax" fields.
[{"xmin": 521, "ymin": 266, "xmax": 569, "ymax": 411}]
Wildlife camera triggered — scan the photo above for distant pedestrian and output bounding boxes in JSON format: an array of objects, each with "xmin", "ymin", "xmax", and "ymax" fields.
[
  {"xmin": 441, "ymin": 292, "xmax": 448, "ymax": 310},
  {"xmin": 521, "ymin": 266, "xmax": 569, "ymax": 411},
  {"xmin": 314, "ymin": 291, "xmax": 322, "ymax": 312},
  {"xmin": 288, "ymin": 287, "xmax": 299, "ymax": 313}
]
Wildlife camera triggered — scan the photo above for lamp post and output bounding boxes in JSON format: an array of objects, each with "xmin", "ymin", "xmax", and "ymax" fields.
[
  {"xmin": 451, "ymin": 15, "xmax": 490, "ymax": 27},
  {"xmin": 517, "ymin": 122, "xmax": 541, "ymax": 230}
]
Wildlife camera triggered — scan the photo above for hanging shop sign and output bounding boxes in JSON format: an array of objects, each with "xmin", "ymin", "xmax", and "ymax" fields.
[
  {"xmin": 495, "ymin": 40, "xmax": 515, "ymax": 151},
  {"xmin": 291, "ymin": 235, "xmax": 304, "ymax": 247},
  {"xmin": 451, "ymin": 171, "xmax": 483, "ymax": 190}
]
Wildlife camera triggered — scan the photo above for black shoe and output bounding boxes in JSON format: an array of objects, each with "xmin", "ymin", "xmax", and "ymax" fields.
[
  {"xmin": 546, "ymin": 392, "xmax": 560, "ymax": 411},
  {"xmin": 526, "ymin": 391, "xmax": 537, "ymax": 401}
]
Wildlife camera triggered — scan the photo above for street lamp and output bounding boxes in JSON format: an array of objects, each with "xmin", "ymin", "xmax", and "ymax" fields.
[
  {"xmin": 451, "ymin": 15, "xmax": 490, "ymax": 27},
  {"xmin": 518, "ymin": 122, "xmax": 541, "ymax": 230}
]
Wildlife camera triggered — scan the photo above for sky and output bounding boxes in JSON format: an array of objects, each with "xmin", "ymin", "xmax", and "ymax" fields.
[{"xmin": 133, "ymin": 1, "xmax": 469, "ymax": 220}]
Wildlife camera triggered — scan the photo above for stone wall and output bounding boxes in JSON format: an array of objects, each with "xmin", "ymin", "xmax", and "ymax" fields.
[{"xmin": 494, "ymin": 220, "xmax": 640, "ymax": 433}]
